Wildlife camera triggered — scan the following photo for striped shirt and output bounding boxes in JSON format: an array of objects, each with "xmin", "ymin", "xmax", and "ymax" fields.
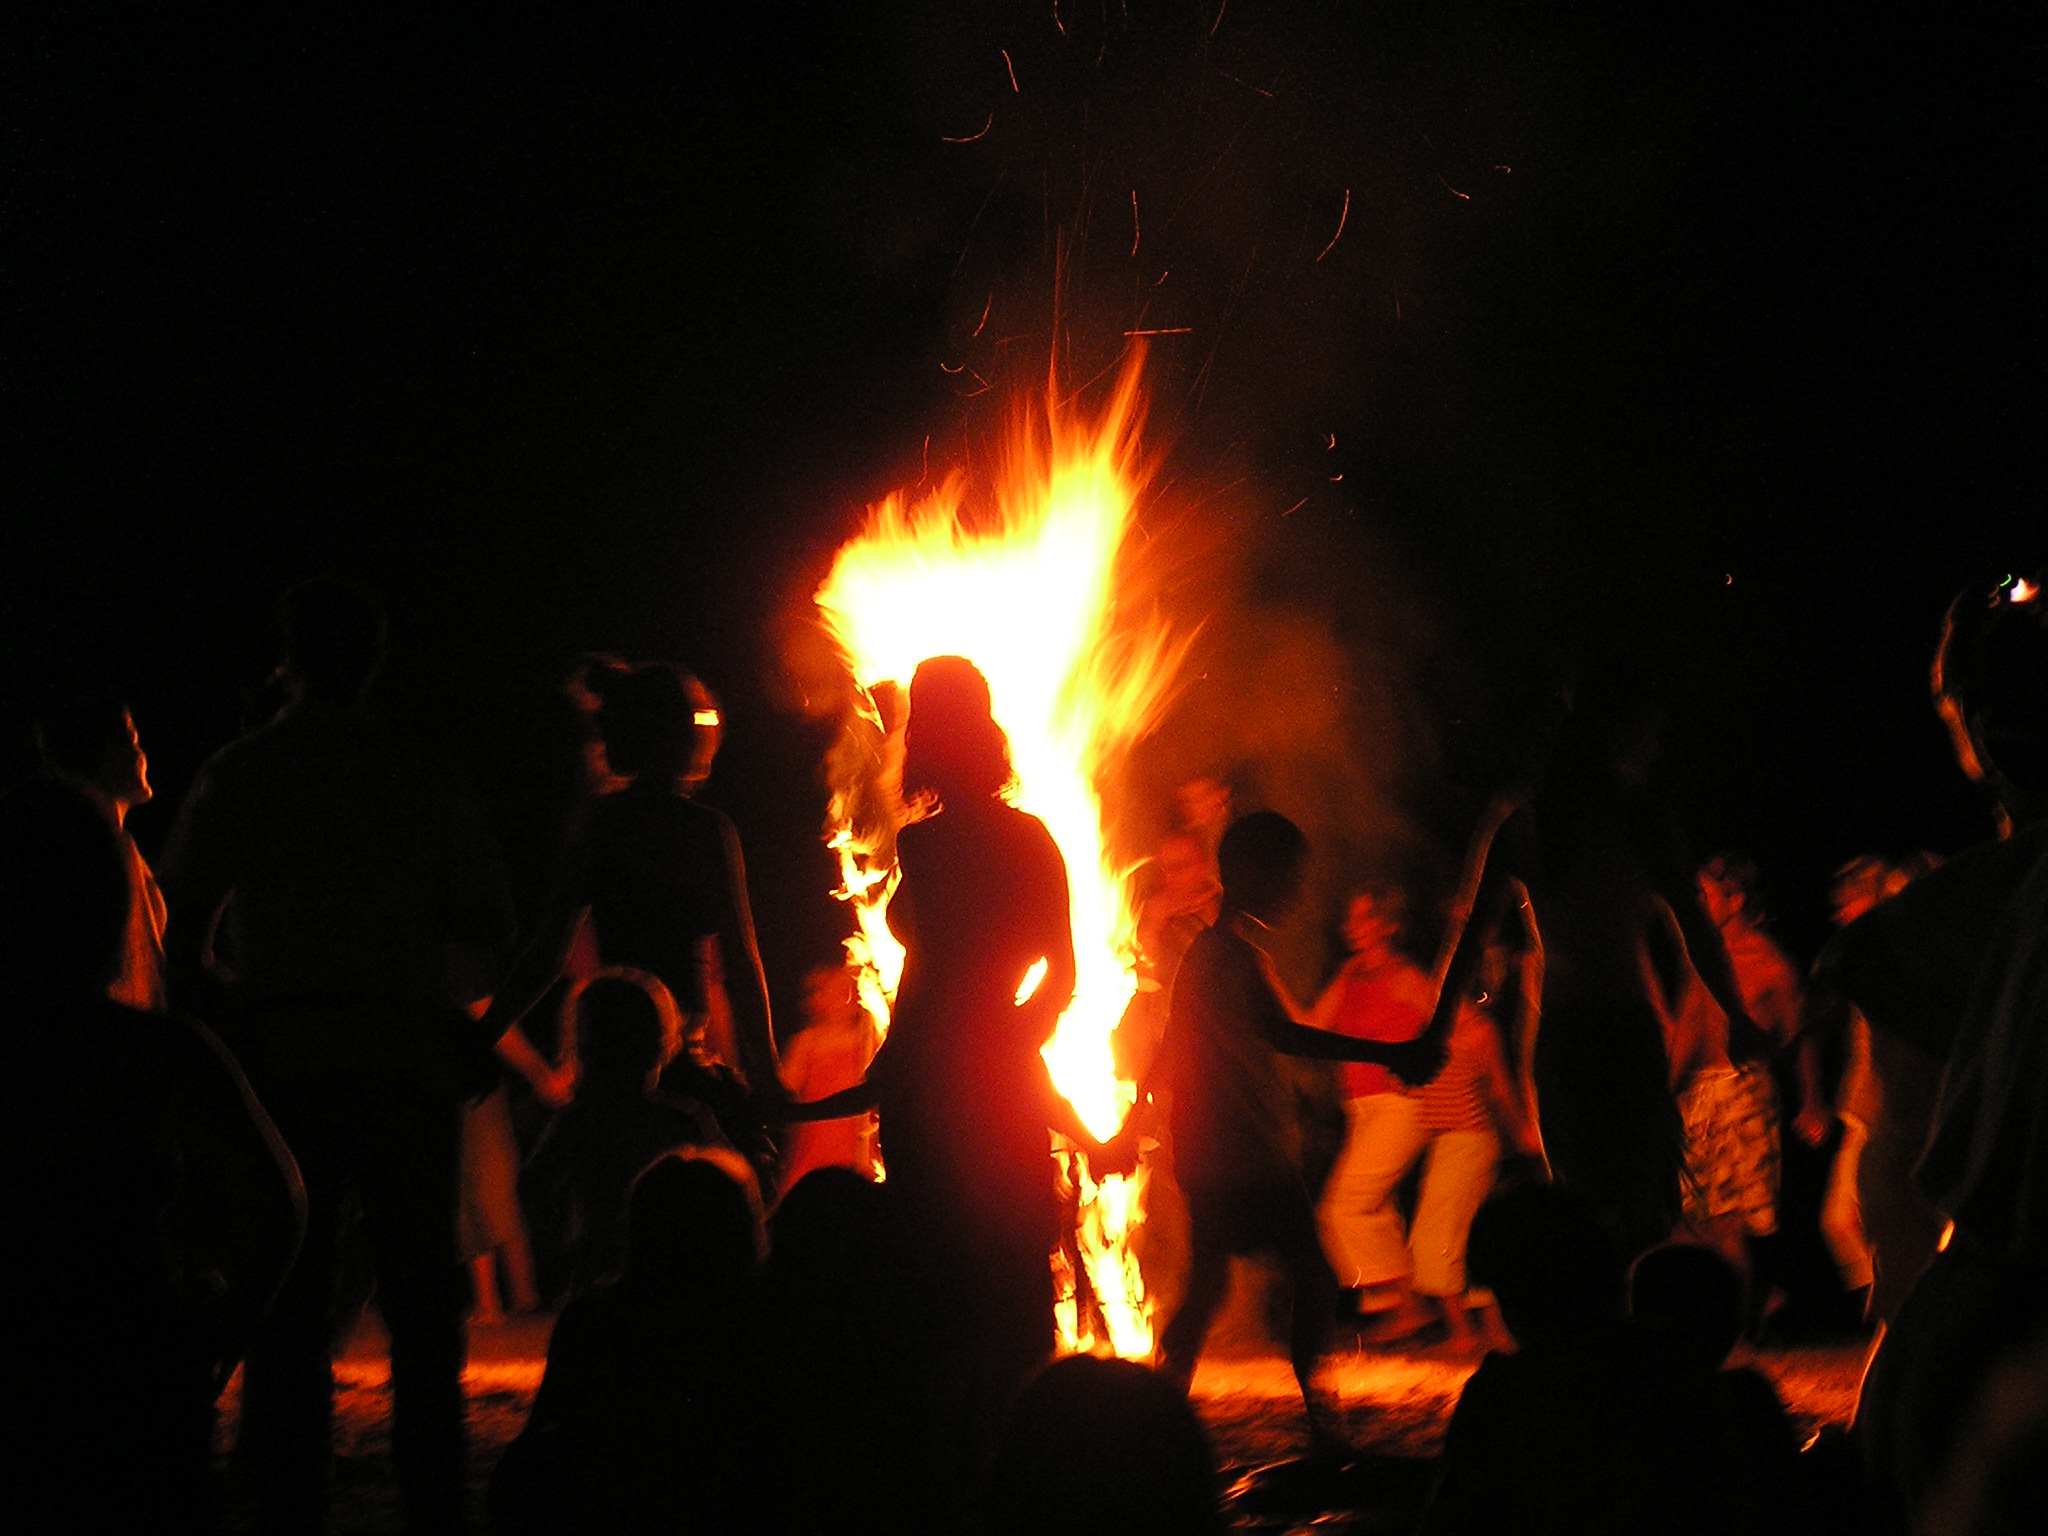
[{"xmin": 1412, "ymin": 1002, "xmax": 1503, "ymax": 1133}]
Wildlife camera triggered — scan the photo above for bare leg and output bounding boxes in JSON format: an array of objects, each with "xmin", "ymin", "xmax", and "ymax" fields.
[
  {"xmin": 469, "ymin": 1253, "xmax": 503, "ymax": 1324},
  {"xmin": 1475, "ymin": 1296, "xmax": 1517, "ymax": 1353},
  {"xmin": 1436, "ymin": 1293, "xmax": 1482, "ymax": 1353},
  {"xmin": 1158, "ymin": 1240, "xmax": 1230, "ymax": 1395},
  {"xmin": 500, "ymin": 1230, "xmax": 542, "ymax": 1314},
  {"xmin": 1356, "ymin": 1282, "xmax": 1435, "ymax": 1342}
]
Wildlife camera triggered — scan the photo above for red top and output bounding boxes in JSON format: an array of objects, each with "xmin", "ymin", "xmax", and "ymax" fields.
[{"xmin": 1330, "ymin": 953, "xmax": 1433, "ymax": 1097}]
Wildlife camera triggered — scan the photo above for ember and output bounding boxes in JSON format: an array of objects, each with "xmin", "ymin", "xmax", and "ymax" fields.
[{"xmin": 814, "ymin": 347, "xmax": 1190, "ymax": 1357}]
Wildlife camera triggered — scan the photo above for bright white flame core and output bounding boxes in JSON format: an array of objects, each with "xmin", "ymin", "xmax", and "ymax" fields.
[{"xmin": 814, "ymin": 353, "xmax": 1186, "ymax": 1356}]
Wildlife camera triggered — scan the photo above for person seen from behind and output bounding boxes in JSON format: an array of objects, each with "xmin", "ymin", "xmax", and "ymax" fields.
[
  {"xmin": 520, "ymin": 967, "xmax": 723, "ymax": 1300},
  {"xmin": 481, "ymin": 656, "xmax": 780, "ymax": 1167},
  {"xmin": 487, "ymin": 1148, "xmax": 768, "ymax": 1536},
  {"xmin": 1422, "ymin": 1183, "xmax": 1779, "ymax": 1536},
  {"xmin": 160, "ymin": 576, "xmax": 532, "ymax": 1534}
]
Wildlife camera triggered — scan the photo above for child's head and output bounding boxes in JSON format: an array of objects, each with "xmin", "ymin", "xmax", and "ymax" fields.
[
  {"xmin": 573, "ymin": 968, "xmax": 681, "ymax": 1091},
  {"xmin": 1467, "ymin": 1182, "xmax": 1626, "ymax": 1348},
  {"xmin": 1629, "ymin": 1242, "xmax": 1744, "ymax": 1372}
]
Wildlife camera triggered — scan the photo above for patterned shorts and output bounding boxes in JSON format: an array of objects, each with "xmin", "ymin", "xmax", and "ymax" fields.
[{"xmin": 1679, "ymin": 1061, "xmax": 1780, "ymax": 1237}]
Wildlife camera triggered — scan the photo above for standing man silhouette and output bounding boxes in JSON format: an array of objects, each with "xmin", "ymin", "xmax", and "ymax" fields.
[{"xmin": 163, "ymin": 578, "xmax": 518, "ymax": 1534}]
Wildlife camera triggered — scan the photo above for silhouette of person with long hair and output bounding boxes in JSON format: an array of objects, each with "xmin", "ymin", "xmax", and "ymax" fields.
[
  {"xmin": 764, "ymin": 656, "xmax": 1139, "ymax": 1509},
  {"xmin": 859, "ymin": 656, "xmax": 1106, "ymax": 1491},
  {"xmin": 481, "ymin": 657, "xmax": 778, "ymax": 1128},
  {"xmin": 161, "ymin": 577, "xmax": 519, "ymax": 1534}
]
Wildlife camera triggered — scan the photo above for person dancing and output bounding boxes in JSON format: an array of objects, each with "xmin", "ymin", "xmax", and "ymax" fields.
[{"xmin": 1144, "ymin": 812, "xmax": 1445, "ymax": 1451}]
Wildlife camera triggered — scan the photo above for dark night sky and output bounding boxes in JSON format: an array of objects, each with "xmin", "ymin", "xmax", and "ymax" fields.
[{"xmin": 6, "ymin": 3, "xmax": 2038, "ymax": 1003}]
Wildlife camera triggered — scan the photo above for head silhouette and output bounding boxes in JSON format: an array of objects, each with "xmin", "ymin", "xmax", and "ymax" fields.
[
  {"xmin": 1933, "ymin": 571, "xmax": 2048, "ymax": 830},
  {"xmin": 1630, "ymin": 1242, "xmax": 1744, "ymax": 1372},
  {"xmin": 35, "ymin": 686, "xmax": 149, "ymax": 812},
  {"xmin": 984, "ymin": 1354, "xmax": 1225, "ymax": 1536},
  {"xmin": 768, "ymin": 1166, "xmax": 889, "ymax": 1289},
  {"xmin": 901, "ymin": 655, "xmax": 1014, "ymax": 810},
  {"xmin": 573, "ymin": 969, "xmax": 681, "ymax": 1090},
  {"xmin": 575, "ymin": 656, "xmax": 716, "ymax": 786},
  {"xmin": 1467, "ymin": 1182, "xmax": 1627, "ymax": 1348},
  {"xmin": 1217, "ymin": 811, "xmax": 1310, "ymax": 924},
  {"xmin": 282, "ymin": 576, "xmax": 387, "ymax": 703},
  {"xmin": 0, "ymin": 779, "xmax": 129, "ymax": 1001},
  {"xmin": 620, "ymin": 1148, "xmax": 764, "ymax": 1297}
]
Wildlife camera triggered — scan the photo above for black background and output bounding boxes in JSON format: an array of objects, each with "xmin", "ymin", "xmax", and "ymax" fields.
[{"xmin": 8, "ymin": 3, "xmax": 2037, "ymax": 1012}]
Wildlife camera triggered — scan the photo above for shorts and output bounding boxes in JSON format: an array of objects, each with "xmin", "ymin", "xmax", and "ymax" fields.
[{"xmin": 1679, "ymin": 1061, "xmax": 1780, "ymax": 1237}]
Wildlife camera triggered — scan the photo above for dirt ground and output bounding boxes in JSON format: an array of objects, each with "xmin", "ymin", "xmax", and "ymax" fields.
[{"xmin": 212, "ymin": 1284, "xmax": 1869, "ymax": 1533}]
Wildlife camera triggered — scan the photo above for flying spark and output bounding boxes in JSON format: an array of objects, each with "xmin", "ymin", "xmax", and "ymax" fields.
[{"xmin": 1315, "ymin": 189, "xmax": 1351, "ymax": 261}]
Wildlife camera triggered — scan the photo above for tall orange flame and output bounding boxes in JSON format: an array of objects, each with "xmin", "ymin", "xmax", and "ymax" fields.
[{"xmin": 814, "ymin": 349, "xmax": 1187, "ymax": 1357}]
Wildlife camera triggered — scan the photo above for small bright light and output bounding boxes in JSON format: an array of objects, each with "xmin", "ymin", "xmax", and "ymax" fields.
[
  {"xmin": 2011, "ymin": 579, "xmax": 2039, "ymax": 604},
  {"xmin": 1015, "ymin": 957, "xmax": 1050, "ymax": 1006},
  {"xmin": 693, "ymin": 709, "xmax": 721, "ymax": 726}
]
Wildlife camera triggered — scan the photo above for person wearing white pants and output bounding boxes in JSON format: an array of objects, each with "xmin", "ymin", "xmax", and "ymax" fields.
[
  {"xmin": 1321, "ymin": 1090, "xmax": 1431, "ymax": 1289},
  {"xmin": 1408, "ymin": 947, "xmax": 1543, "ymax": 1349},
  {"xmin": 1311, "ymin": 887, "xmax": 1436, "ymax": 1333}
]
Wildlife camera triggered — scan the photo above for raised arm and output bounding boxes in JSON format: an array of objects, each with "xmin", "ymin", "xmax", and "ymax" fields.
[
  {"xmin": 1428, "ymin": 798, "xmax": 1533, "ymax": 1042},
  {"xmin": 1636, "ymin": 801, "xmax": 1768, "ymax": 1057}
]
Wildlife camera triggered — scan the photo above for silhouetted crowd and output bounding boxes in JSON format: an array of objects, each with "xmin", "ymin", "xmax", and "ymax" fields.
[{"xmin": 3, "ymin": 570, "xmax": 2044, "ymax": 1534}]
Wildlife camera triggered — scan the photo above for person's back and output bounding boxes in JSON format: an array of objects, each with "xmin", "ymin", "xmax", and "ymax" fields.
[
  {"xmin": 886, "ymin": 799, "xmax": 1067, "ymax": 1063},
  {"xmin": 872, "ymin": 767, "xmax": 1074, "ymax": 1263},
  {"xmin": 490, "ymin": 1151, "xmax": 767, "ymax": 1535},
  {"xmin": 580, "ymin": 778, "xmax": 734, "ymax": 1015},
  {"xmin": 1425, "ymin": 1185, "xmax": 1747, "ymax": 1536},
  {"xmin": 759, "ymin": 1168, "xmax": 927, "ymax": 1534},
  {"xmin": 982, "ymin": 1355, "xmax": 1226, "ymax": 1536},
  {"xmin": 1630, "ymin": 1243, "xmax": 1807, "ymax": 1533},
  {"xmin": 169, "ymin": 700, "xmax": 511, "ymax": 1039},
  {"xmin": 159, "ymin": 577, "xmax": 514, "ymax": 1534},
  {"xmin": 524, "ymin": 970, "xmax": 719, "ymax": 1298},
  {"xmin": 1165, "ymin": 918, "xmax": 1303, "ymax": 1194}
]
